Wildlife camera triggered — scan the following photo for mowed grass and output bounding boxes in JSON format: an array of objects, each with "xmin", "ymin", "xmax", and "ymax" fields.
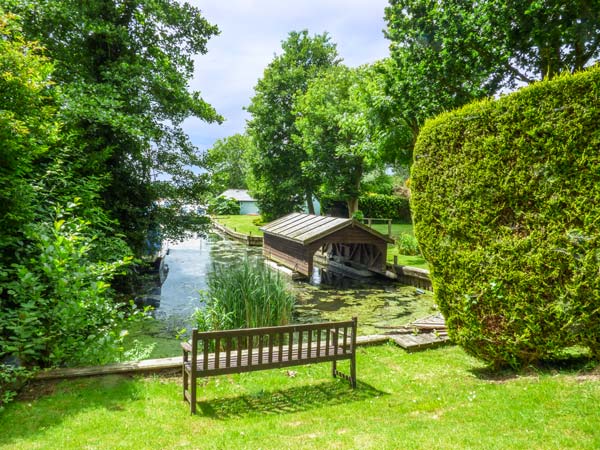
[
  {"xmin": 213, "ymin": 215, "xmax": 264, "ymax": 236},
  {"xmin": 369, "ymin": 222, "xmax": 429, "ymax": 269},
  {"xmin": 2, "ymin": 345, "xmax": 599, "ymax": 449}
]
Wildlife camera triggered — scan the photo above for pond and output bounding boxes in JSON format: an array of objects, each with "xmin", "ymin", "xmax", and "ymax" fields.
[{"xmin": 128, "ymin": 231, "xmax": 437, "ymax": 358}]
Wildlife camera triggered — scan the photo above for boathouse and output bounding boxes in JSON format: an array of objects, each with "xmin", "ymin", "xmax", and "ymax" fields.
[{"xmin": 261, "ymin": 213, "xmax": 393, "ymax": 277}]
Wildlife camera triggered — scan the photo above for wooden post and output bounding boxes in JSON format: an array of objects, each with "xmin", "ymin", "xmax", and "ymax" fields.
[
  {"xmin": 387, "ymin": 219, "xmax": 392, "ymax": 238},
  {"xmin": 394, "ymin": 255, "xmax": 398, "ymax": 265}
]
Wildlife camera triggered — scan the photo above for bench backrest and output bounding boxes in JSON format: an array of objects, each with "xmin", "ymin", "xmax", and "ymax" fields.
[{"xmin": 189, "ymin": 318, "xmax": 357, "ymax": 371}]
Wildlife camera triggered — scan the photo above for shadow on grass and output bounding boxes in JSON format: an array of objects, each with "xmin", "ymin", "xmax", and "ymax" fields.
[
  {"xmin": 197, "ymin": 380, "xmax": 387, "ymax": 419},
  {"xmin": 470, "ymin": 353, "xmax": 599, "ymax": 382}
]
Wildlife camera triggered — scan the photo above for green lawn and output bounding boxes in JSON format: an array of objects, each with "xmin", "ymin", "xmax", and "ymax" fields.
[
  {"xmin": 213, "ymin": 214, "xmax": 264, "ymax": 236},
  {"xmin": 2, "ymin": 345, "xmax": 599, "ymax": 449}
]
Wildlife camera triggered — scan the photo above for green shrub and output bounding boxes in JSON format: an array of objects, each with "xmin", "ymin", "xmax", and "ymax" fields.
[
  {"xmin": 0, "ymin": 204, "xmax": 142, "ymax": 369},
  {"xmin": 207, "ymin": 196, "xmax": 240, "ymax": 215},
  {"xmin": 411, "ymin": 66, "xmax": 600, "ymax": 368},
  {"xmin": 395, "ymin": 233, "xmax": 421, "ymax": 256},
  {"xmin": 194, "ymin": 259, "xmax": 296, "ymax": 331},
  {"xmin": 352, "ymin": 210, "xmax": 365, "ymax": 221},
  {"xmin": 359, "ymin": 193, "xmax": 411, "ymax": 222}
]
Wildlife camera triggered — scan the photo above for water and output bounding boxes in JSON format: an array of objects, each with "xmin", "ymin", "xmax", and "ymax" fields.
[{"xmin": 152, "ymin": 232, "xmax": 436, "ymax": 337}]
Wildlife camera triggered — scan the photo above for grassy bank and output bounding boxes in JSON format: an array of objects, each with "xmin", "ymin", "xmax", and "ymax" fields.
[
  {"xmin": 2, "ymin": 345, "xmax": 598, "ymax": 449},
  {"xmin": 213, "ymin": 215, "xmax": 264, "ymax": 236}
]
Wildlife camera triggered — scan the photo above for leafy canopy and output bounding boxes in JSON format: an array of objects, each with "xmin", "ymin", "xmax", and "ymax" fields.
[
  {"xmin": 246, "ymin": 30, "xmax": 339, "ymax": 220},
  {"xmin": 13, "ymin": 0, "xmax": 222, "ymax": 253}
]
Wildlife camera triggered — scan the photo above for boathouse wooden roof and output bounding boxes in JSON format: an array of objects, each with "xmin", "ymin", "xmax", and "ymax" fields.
[
  {"xmin": 261, "ymin": 213, "xmax": 393, "ymax": 245},
  {"xmin": 260, "ymin": 213, "xmax": 393, "ymax": 277}
]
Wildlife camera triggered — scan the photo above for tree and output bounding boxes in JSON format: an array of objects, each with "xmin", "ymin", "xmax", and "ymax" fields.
[
  {"xmin": 384, "ymin": 0, "xmax": 600, "ymax": 159},
  {"xmin": 204, "ymin": 133, "xmax": 252, "ymax": 195},
  {"xmin": 246, "ymin": 30, "xmax": 339, "ymax": 220},
  {"xmin": 13, "ymin": 0, "xmax": 222, "ymax": 254},
  {"xmin": 295, "ymin": 65, "xmax": 394, "ymax": 216},
  {"xmin": 0, "ymin": 10, "xmax": 57, "ymax": 259}
]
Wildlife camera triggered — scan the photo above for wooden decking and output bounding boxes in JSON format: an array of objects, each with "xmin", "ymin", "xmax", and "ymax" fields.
[{"xmin": 385, "ymin": 314, "xmax": 450, "ymax": 352}]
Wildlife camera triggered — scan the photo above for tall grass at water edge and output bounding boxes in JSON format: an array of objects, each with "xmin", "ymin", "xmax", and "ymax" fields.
[{"xmin": 194, "ymin": 259, "xmax": 296, "ymax": 331}]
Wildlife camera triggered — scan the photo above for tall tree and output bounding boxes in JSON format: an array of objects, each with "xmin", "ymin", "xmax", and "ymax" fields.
[
  {"xmin": 13, "ymin": 0, "xmax": 222, "ymax": 254},
  {"xmin": 295, "ymin": 65, "xmax": 390, "ymax": 215},
  {"xmin": 246, "ymin": 30, "xmax": 339, "ymax": 220},
  {"xmin": 384, "ymin": 0, "xmax": 600, "ymax": 159},
  {"xmin": 204, "ymin": 133, "xmax": 252, "ymax": 195}
]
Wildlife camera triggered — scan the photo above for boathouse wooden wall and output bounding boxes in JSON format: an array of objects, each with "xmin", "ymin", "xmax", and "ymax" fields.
[{"xmin": 263, "ymin": 224, "xmax": 389, "ymax": 277}]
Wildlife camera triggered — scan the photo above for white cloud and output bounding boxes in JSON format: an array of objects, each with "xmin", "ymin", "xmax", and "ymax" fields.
[{"xmin": 183, "ymin": 0, "xmax": 390, "ymax": 152}]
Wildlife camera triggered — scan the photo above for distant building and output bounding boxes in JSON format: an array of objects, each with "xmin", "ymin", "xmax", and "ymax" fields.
[{"xmin": 219, "ymin": 189, "xmax": 259, "ymax": 215}]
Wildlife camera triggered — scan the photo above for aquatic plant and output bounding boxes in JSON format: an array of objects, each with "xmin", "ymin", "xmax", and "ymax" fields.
[{"xmin": 194, "ymin": 259, "xmax": 296, "ymax": 331}]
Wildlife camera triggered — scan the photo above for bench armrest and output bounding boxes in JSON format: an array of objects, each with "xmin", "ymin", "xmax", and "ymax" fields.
[{"xmin": 181, "ymin": 341, "xmax": 192, "ymax": 353}]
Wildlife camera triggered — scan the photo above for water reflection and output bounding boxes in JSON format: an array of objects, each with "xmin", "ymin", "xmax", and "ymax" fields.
[{"xmin": 154, "ymin": 232, "xmax": 436, "ymax": 336}]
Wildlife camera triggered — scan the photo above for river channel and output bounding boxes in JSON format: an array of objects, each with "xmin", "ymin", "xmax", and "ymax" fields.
[{"xmin": 132, "ymin": 231, "xmax": 437, "ymax": 357}]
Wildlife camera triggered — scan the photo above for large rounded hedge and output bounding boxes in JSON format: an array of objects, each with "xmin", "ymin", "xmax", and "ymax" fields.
[{"xmin": 411, "ymin": 67, "xmax": 600, "ymax": 368}]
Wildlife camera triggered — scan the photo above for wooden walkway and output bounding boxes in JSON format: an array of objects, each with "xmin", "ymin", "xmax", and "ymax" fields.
[
  {"xmin": 34, "ymin": 318, "xmax": 449, "ymax": 381},
  {"xmin": 385, "ymin": 314, "xmax": 450, "ymax": 352}
]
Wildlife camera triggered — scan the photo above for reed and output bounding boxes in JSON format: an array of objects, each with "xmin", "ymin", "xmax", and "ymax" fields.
[{"xmin": 194, "ymin": 259, "xmax": 296, "ymax": 332}]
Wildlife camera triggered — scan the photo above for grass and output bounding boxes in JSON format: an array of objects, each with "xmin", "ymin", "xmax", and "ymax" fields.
[
  {"xmin": 368, "ymin": 221, "xmax": 429, "ymax": 269},
  {"xmin": 2, "ymin": 345, "xmax": 599, "ymax": 449},
  {"xmin": 213, "ymin": 215, "xmax": 264, "ymax": 236}
]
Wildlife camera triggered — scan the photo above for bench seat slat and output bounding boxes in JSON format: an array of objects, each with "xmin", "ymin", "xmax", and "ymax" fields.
[{"xmin": 184, "ymin": 343, "xmax": 347, "ymax": 373}]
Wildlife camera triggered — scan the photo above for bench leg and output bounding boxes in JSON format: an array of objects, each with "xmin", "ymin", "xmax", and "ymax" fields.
[
  {"xmin": 332, "ymin": 360, "xmax": 337, "ymax": 379},
  {"xmin": 190, "ymin": 376, "xmax": 197, "ymax": 414},
  {"xmin": 350, "ymin": 355, "xmax": 356, "ymax": 388},
  {"xmin": 182, "ymin": 366, "xmax": 188, "ymax": 401}
]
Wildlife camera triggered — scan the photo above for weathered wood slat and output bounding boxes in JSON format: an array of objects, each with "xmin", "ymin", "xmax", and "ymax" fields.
[{"xmin": 182, "ymin": 318, "xmax": 358, "ymax": 413}]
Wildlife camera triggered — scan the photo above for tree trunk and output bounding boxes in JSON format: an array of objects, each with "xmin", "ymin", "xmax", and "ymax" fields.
[
  {"xmin": 347, "ymin": 197, "xmax": 359, "ymax": 217},
  {"xmin": 306, "ymin": 190, "xmax": 315, "ymax": 215}
]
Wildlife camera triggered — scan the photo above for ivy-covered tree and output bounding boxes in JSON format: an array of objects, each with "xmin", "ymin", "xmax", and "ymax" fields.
[
  {"xmin": 246, "ymin": 30, "xmax": 339, "ymax": 220},
  {"xmin": 13, "ymin": 0, "xmax": 222, "ymax": 254},
  {"xmin": 204, "ymin": 133, "xmax": 252, "ymax": 195}
]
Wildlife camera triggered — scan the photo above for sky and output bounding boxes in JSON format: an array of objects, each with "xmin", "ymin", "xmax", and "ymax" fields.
[{"xmin": 182, "ymin": 0, "xmax": 391, "ymax": 154}]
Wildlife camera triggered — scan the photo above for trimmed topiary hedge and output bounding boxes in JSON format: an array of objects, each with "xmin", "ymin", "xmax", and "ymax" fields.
[
  {"xmin": 359, "ymin": 193, "xmax": 411, "ymax": 222},
  {"xmin": 411, "ymin": 66, "xmax": 600, "ymax": 368}
]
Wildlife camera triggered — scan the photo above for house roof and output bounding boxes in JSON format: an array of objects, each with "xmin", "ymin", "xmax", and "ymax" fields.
[
  {"xmin": 220, "ymin": 189, "xmax": 255, "ymax": 202},
  {"xmin": 260, "ymin": 213, "xmax": 393, "ymax": 245}
]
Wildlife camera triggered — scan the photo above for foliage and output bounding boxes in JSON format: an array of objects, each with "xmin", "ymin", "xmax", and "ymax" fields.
[
  {"xmin": 394, "ymin": 233, "xmax": 420, "ymax": 257},
  {"xmin": 360, "ymin": 169, "xmax": 394, "ymax": 196},
  {"xmin": 204, "ymin": 133, "xmax": 253, "ymax": 195},
  {"xmin": 383, "ymin": 1, "xmax": 600, "ymax": 162},
  {"xmin": 296, "ymin": 65, "xmax": 374, "ymax": 215},
  {"xmin": 411, "ymin": 66, "xmax": 600, "ymax": 368},
  {"xmin": 208, "ymin": 196, "xmax": 240, "ymax": 216},
  {"xmin": 358, "ymin": 193, "xmax": 411, "ymax": 222},
  {"xmin": 194, "ymin": 260, "xmax": 296, "ymax": 331},
  {"xmin": 246, "ymin": 30, "xmax": 340, "ymax": 221},
  {"xmin": 0, "ymin": 11, "xmax": 58, "ymax": 265},
  {"xmin": 12, "ymin": 0, "xmax": 222, "ymax": 254},
  {"xmin": 351, "ymin": 210, "xmax": 365, "ymax": 221},
  {"xmin": 0, "ymin": 204, "xmax": 142, "ymax": 369}
]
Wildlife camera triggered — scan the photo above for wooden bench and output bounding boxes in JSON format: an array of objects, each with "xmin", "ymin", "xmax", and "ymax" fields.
[{"xmin": 182, "ymin": 317, "xmax": 357, "ymax": 413}]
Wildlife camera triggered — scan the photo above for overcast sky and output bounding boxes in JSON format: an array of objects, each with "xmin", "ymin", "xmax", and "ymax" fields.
[{"xmin": 183, "ymin": 0, "xmax": 391, "ymax": 154}]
